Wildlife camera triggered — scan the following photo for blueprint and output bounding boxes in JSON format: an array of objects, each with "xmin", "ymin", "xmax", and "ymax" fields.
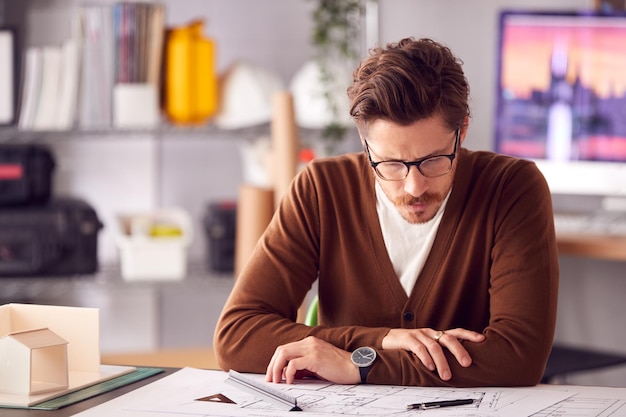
[
  {"xmin": 73, "ymin": 367, "xmax": 626, "ymax": 417},
  {"xmin": 531, "ymin": 384, "xmax": 626, "ymax": 416}
]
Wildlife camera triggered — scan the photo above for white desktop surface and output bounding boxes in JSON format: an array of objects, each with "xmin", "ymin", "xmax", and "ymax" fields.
[{"xmin": 72, "ymin": 367, "xmax": 626, "ymax": 417}]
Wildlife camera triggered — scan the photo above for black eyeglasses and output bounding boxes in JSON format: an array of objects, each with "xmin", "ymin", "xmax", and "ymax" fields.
[{"xmin": 364, "ymin": 129, "xmax": 460, "ymax": 181}]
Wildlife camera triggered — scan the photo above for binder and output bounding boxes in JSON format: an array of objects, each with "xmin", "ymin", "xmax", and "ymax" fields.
[{"xmin": 0, "ymin": 28, "xmax": 16, "ymax": 125}]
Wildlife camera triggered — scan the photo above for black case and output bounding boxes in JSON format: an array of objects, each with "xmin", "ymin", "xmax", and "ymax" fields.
[
  {"xmin": 203, "ymin": 201, "xmax": 236, "ymax": 272},
  {"xmin": 0, "ymin": 144, "xmax": 55, "ymax": 205},
  {"xmin": 0, "ymin": 198, "xmax": 103, "ymax": 276}
]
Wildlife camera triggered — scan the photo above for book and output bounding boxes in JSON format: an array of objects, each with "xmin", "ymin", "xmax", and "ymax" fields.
[
  {"xmin": 147, "ymin": 4, "xmax": 165, "ymax": 87},
  {"xmin": 113, "ymin": 2, "xmax": 165, "ymax": 85},
  {"xmin": 57, "ymin": 22, "xmax": 81, "ymax": 130},
  {"xmin": 79, "ymin": 4, "xmax": 114, "ymax": 129},
  {"xmin": 32, "ymin": 46, "xmax": 62, "ymax": 130},
  {"xmin": 0, "ymin": 29, "xmax": 15, "ymax": 125},
  {"xmin": 17, "ymin": 47, "xmax": 43, "ymax": 130}
]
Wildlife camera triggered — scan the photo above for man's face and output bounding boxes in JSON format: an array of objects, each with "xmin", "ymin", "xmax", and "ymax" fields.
[{"xmin": 363, "ymin": 115, "xmax": 464, "ymax": 224}]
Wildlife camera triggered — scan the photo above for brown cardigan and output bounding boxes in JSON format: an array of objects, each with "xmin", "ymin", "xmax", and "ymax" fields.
[{"xmin": 214, "ymin": 147, "xmax": 559, "ymax": 387}]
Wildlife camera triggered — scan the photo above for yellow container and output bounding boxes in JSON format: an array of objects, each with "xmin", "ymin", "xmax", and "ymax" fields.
[{"xmin": 165, "ymin": 20, "xmax": 217, "ymax": 124}]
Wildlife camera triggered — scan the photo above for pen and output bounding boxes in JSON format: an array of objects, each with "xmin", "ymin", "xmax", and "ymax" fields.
[{"xmin": 407, "ymin": 398, "xmax": 474, "ymax": 410}]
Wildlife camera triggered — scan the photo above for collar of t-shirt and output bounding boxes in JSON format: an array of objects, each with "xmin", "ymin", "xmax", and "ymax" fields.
[{"xmin": 375, "ymin": 181, "xmax": 450, "ymax": 295}]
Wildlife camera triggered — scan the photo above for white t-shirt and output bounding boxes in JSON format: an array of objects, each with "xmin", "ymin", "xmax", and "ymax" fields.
[{"xmin": 375, "ymin": 181, "xmax": 449, "ymax": 295}]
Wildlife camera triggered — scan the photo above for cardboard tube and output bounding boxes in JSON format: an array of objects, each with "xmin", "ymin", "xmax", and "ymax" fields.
[
  {"xmin": 271, "ymin": 91, "xmax": 299, "ymax": 209},
  {"xmin": 234, "ymin": 184, "xmax": 274, "ymax": 278}
]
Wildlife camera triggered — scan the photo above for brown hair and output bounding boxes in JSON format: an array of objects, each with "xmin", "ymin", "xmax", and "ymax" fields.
[{"xmin": 348, "ymin": 37, "xmax": 470, "ymax": 135}]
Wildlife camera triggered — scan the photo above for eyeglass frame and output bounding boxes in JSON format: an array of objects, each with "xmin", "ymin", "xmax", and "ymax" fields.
[{"xmin": 363, "ymin": 128, "xmax": 460, "ymax": 181}]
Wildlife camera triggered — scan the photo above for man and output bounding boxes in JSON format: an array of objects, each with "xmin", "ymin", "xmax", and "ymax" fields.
[{"xmin": 214, "ymin": 37, "xmax": 559, "ymax": 387}]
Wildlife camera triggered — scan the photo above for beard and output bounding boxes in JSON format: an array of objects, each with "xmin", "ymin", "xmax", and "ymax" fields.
[{"xmin": 391, "ymin": 191, "xmax": 447, "ymax": 224}]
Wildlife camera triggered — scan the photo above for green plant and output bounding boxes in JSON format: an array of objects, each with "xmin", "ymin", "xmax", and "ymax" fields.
[{"xmin": 310, "ymin": 0, "xmax": 367, "ymax": 153}]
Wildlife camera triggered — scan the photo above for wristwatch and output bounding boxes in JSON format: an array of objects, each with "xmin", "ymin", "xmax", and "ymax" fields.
[{"xmin": 351, "ymin": 346, "xmax": 377, "ymax": 384}]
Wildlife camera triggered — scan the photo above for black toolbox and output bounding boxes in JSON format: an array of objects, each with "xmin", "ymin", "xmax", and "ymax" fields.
[
  {"xmin": 0, "ymin": 143, "xmax": 55, "ymax": 206},
  {"xmin": 0, "ymin": 197, "xmax": 103, "ymax": 276}
]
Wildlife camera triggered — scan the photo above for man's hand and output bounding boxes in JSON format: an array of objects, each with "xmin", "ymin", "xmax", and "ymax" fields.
[
  {"xmin": 265, "ymin": 336, "xmax": 360, "ymax": 385},
  {"xmin": 382, "ymin": 328, "xmax": 485, "ymax": 381}
]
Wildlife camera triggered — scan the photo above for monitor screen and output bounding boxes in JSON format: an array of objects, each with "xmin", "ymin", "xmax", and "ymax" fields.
[{"xmin": 494, "ymin": 10, "xmax": 626, "ymax": 196}]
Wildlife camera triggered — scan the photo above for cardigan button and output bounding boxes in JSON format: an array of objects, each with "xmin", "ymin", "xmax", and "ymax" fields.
[{"xmin": 403, "ymin": 311, "xmax": 415, "ymax": 321}]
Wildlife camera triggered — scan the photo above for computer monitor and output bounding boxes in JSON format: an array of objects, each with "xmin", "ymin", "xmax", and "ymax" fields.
[{"xmin": 494, "ymin": 10, "xmax": 626, "ymax": 197}]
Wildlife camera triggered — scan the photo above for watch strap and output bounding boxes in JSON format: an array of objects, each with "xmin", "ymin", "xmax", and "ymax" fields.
[{"xmin": 358, "ymin": 364, "xmax": 371, "ymax": 384}]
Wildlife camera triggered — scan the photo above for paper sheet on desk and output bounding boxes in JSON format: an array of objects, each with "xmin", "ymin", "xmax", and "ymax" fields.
[
  {"xmin": 530, "ymin": 384, "xmax": 626, "ymax": 416},
  {"xmin": 70, "ymin": 367, "xmax": 589, "ymax": 417}
]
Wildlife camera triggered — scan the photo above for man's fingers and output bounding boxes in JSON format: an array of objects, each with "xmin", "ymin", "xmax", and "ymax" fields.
[
  {"xmin": 436, "ymin": 328, "xmax": 485, "ymax": 369},
  {"xmin": 435, "ymin": 332, "xmax": 471, "ymax": 368},
  {"xmin": 402, "ymin": 332, "xmax": 451, "ymax": 380},
  {"xmin": 423, "ymin": 337, "xmax": 451, "ymax": 380},
  {"xmin": 385, "ymin": 328, "xmax": 484, "ymax": 380},
  {"xmin": 266, "ymin": 344, "xmax": 294, "ymax": 383},
  {"xmin": 285, "ymin": 358, "xmax": 308, "ymax": 384},
  {"xmin": 410, "ymin": 340, "xmax": 436, "ymax": 371},
  {"xmin": 443, "ymin": 328, "xmax": 486, "ymax": 342},
  {"xmin": 265, "ymin": 336, "xmax": 360, "ymax": 385}
]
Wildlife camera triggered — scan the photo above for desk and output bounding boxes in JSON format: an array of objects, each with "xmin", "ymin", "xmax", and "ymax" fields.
[
  {"xmin": 25, "ymin": 367, "xmax": 626, "ymax": 417},
  {"xmin": 3, "ymin": 368, "xmax": 174, "ymax": 417},
  {"xmin": 553, "ymin": 233, "xmax": 626, "ymax": 386},
  {"xmin": 101, "ymin": 347, "xmax": 219, "ymax": 369},
  {"xmin": 557, "ymin": 233, "xmax": 626, "ymax": 261}
]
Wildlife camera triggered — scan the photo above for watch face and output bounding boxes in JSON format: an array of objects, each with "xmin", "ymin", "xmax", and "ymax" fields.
[{"xmin": 351, "ymin": 347, "xmax": 377, "ymax": 367}]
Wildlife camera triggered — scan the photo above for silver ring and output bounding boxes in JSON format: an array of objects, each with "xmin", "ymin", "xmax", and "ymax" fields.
[{"xmin": 433, "ymin": 330, "xmax": 444, "ymax": 342}]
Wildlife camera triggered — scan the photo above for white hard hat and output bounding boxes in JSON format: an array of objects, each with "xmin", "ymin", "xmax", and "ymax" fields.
[
  {"xmin": 215, "ymin": 61, "xmax": 284, "ymax": 129},
  {"xmin": 289, "ymin": 59, "xmax": 353, "ymax": 129}
]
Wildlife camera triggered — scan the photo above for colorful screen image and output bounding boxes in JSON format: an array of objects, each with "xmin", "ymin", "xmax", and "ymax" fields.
[{"xmin": 495, "ymin": 11, "xmax": 626, "ymax": 162}]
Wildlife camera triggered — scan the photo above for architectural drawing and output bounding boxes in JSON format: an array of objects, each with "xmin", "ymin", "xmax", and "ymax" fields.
[{"xmin": 72, "ymin": 368, "xmax": 626, "ymax": 417}]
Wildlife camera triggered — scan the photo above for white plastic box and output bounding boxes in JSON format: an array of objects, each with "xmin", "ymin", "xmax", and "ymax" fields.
[
  {"xmin": 113, "ymin": 83, "xmax": 159, "ymax": 129},
  {"xmin": 116, "ymin": 208, "xmax": 192, "ymax": 281}
]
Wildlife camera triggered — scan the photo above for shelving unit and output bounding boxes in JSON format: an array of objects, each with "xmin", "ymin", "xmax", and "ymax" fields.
[{"xmin": 0, "ymin": 0, "xmax": 319, "ymax": 356}]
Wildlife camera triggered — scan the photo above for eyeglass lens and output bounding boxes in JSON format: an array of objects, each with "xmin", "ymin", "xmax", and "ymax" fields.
[{"xmin": 375, "ymin": 156, "xmax": 452, "ymax": 180}]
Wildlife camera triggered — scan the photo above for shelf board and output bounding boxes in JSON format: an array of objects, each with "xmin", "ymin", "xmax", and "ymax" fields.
[
  {"xmin": 0, "ymin": 123, "xmax": 358, "ymax": 145},
  {"xmin": 0, "ymin": 262, "xmax": 234, "ymax": 301},
  {"xmin": 0, "ymin": 123, "xmax": 273, "ymax": 142}
]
